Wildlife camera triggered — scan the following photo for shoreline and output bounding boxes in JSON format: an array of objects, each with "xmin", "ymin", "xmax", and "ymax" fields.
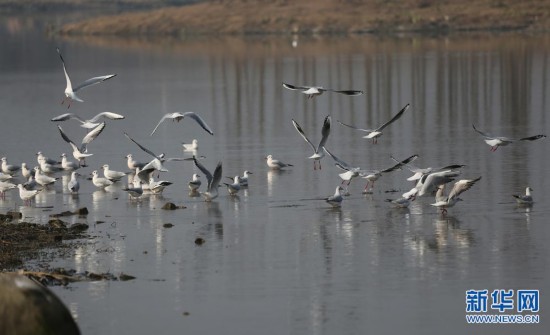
[{"xmin": 52, "ymin": 1, "xmax": 550, "ymax": 37}]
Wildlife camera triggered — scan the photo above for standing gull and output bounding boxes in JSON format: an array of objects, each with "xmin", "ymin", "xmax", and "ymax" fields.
[
  {"xmin": 0, "ymin": 181, "xmax": 16, "ymax": 199},
  {"xmin": 33, "ymin": 167, "xmax": 58, "ymax": 188},
  {"xmin": 20, "ymin": 163, "xmax": 33, "ymax": 179},
  {"xmin": 148, "ymin": 177, "xmax": 173, "ymax": 195},
  {"xmin": 283, "ymin": 82, "xmax": 363, "ymax": 99},
  {"xmin": 91, "ymin": 170, "xmax": 113, "ymax": 189},
  {"xmin": 386, "ymin": 191, "xmax": 417, "ymax": 208},
  {"xmin": 57, "ymin": 122, "xmax": 106, "ymax": 167},
  {"xmin": 0, "ymin": 172, "xmax": 14, "ymax": 182},
  {"xmin": 292, "ymin": 115, "xmax": 331, "ymax": 170},
  {"xmin": 512, "ymin": 187, "xmax": 534, "ymax": 205},
  {"xmin": 36, "ymin": 152, "xmax": 60, "ymax": 166},
  {"xmin": 182, "ymin": 139, "xmax": 199, "ymax": 152},
  {"xmin": 1, "ymin": 157, "xmax": 20, "ymax": 176},
  {"xmin": 67, "ymin": 172, "xmax": 80, "ymax": 194},
  {"xmin": 325, "ymin": 186, "xmax": 344, "ymax": 208},
  {"xmin": 51, "ymin": 112, "xmax": 125, "ymax": 129},
  {"xmin": 126, "ymin": 154, "xmax": 146, "ymax": 172},
  {"xmin": 150, "ymin": 112, "xmax": 214, "ymax": 136},
  {"xmin": 57, "ymin": 47, "xmax": 116, "ymax": 108},
  {"xmin": 266, "ymin": 155, "xmax": 293, "ymax": 170},
  {"xmin": 102, "ymin": 164, "xmax": 126, "ymax": 182},
  {"xmin": 193, "ymin": 156, "xmax": 222, "ymax": 202},
  {"xmin": 17, "ymin": 184, "xmax": 41, "ymax": 206},
  {"xmin": 239, "ymin": 170, "xmax": 252, "ymax": 187},
  {"xmin": 472, "ymin": 124, "xmax": 546, "ymax": 152},
  {"xmin": 123, "ymin": 180, "xmax": 144, "ymax": 199},
  {"xmin": 188, "ymin": 173, "xmax": 201, "ymax": 191},
  {"xmin": 338, "ymin": 103, "xmax": 410, "ymax": 144},
  {"xmin": 224, "ymin": 176, "xmax": 241, "ymax": 196},
  {"xmin": 60, "ymin": 153, "xmax": 79, "ymax": 172}
]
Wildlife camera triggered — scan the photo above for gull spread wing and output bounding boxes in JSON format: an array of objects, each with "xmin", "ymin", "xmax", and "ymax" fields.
[
  {"xmin": 88, "ymin": 111, "xmax": 125, "ymax": 122},
  {"xmin": 325, "ymin": 88, "xmax": 364, "ymax": 96},
  {"xmin": 318, "ymin": 115, "xmax": 331, "ymax": 150},
  {"xmin": 150, "ymin": 113, "xmax": 176, "ymax": 136},
  {"xmin": 381, "ymin": 154, "xmax": 418, "ymax": 173},
  {"xmin": 73, "ymin": 74, "xmax": 116, "ymax": 92},
  {"xmin": 337, "ymin": 120, "xmax": 372, "ymax": 133},
  {"xmin": 57, "ymin": 125, "xmax": 75, "ymax": 146},
  {"xmin": 124, "ymin": 132, "xmax": 159, "ymax": 159},
  {"xmin": 375, "ymin": 103, "xmax": 410, "ymax": 132},
  {"xmin": 292, "ymin": 119, "xmax": 317, "ymax": 153},
  {"xmin": 418, "ymin": 170, "xmax": 461, "ymax": 196},
  {"xmin": 183, "ymin": 112, "xmax": 214, "ymax": 136},
  {"xmin": 210, "ymin": 162, "xmax": 223, "ymax": 193},
  {"xmin": 323, "ymin": 147, "xmax": 353, "ymax": 171},
  {"xmin": 136, "ymin": 167, "xmax": 155, "ymax": 184},
  {"xmin": 193, "ymin": 156, "xmax": 213, "ymax": 186},
  {"xmin": 447, "ymin": 176, "xmax": 482, "ymax": 201},
  {"xmin": 51, "ymin": 113, "xmax": 85, "ymax": 123},
  {"xmin": 150, "ymin": 112, "xmax": 213, "ymax": 136},
  {"xmin": 472, "ymin": 124, "xmax": 494, "ymax": 139},
  {"xmin": 519, "ymin": 134, "xmax": 546, "ymax": 141},
  {"xmin": 81, "ymin": 122, "xmax": 106, "ymax": 152},
  {"xmin": 57, "ymin": 48, "xmax": 72, "ymax": 92},
  {"xmin": 283, "ymin": 82, "xmax": 310, "ymax": 91}
]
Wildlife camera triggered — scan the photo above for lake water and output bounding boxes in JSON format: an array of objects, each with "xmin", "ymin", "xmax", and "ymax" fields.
[{"xmin": 1, "ymin": 15, "xmax": 549, "ymax": 335}]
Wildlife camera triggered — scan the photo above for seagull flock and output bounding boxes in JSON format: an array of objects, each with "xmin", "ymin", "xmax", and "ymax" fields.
[{"xmin": 0, "ymin": 49, "xmax": 546, "ymax": 217}]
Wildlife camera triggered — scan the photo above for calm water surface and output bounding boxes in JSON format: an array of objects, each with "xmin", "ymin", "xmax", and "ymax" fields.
[{"xmin": 1, "ymin": 16, "xmax": 549, "ymax": 335}]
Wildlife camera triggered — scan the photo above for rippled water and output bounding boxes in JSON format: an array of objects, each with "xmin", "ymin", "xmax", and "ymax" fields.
[{"xmin": 1, "ymin": 16, "xmax": 549, "ymax": 335}]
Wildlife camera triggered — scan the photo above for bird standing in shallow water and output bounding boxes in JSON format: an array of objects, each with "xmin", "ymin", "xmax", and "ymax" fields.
[
  {"xmin": 91, "ymin": 170, "xmax": 113, "ymax": 189},
  {"xmin": 224, "ymin": 176, "xmax": 241, "ymax": 196},
  {"xmin": 67, "ymin": 171, "xmax": 80, "ymax": 194},
  {"xmin": 188, "ymin": 173, "xmax": 201, "ymax": 191},
  {"xmin": 17, "ymin": 184, "xmax": 41, "ymax": 206},
  {"xmin": 325, "ymin": 186, "xmax": 344, "ymax": 208},
  {"xmin": 266, "ymin": 155, "xmax": 293, "ymax": 170},
  {"xmin": 513, "ymin": 187, "xmax": 534, "ymax": 205}
]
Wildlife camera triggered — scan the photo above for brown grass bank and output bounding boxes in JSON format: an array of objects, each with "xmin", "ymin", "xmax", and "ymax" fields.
[{"xmin": 57, "ymin": 0, "xmax": 550, "ymax": 36}]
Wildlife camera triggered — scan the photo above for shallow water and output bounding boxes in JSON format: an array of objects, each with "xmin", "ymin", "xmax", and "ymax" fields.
[{"xmin": 1, "ymin": 16, "xmax": 550, "ymax": 334}]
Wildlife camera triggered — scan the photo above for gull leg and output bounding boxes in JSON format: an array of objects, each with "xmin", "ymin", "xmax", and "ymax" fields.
[{"xmin": 364, "ymin": 181, "xmax": 370, "ymax": 192}]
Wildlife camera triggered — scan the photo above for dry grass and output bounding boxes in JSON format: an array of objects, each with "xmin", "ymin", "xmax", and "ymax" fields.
[{"xmin": 58, "ymin": 0, "xmax": 550, "ymax": 36}]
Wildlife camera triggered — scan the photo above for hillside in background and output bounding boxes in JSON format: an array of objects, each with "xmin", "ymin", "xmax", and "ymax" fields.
[
  {"xmin": 3, "ymin": 0, "xmax": 548, "ymax": 36},
  {"xmin": 57, "ymin": 0, "xmax": 550, "ymax": 36}
]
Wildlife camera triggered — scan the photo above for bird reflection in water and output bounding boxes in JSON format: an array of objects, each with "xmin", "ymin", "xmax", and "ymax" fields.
[{"xmin": 267, "ymin": 169, "xmax": 291, "ymax": 197}]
